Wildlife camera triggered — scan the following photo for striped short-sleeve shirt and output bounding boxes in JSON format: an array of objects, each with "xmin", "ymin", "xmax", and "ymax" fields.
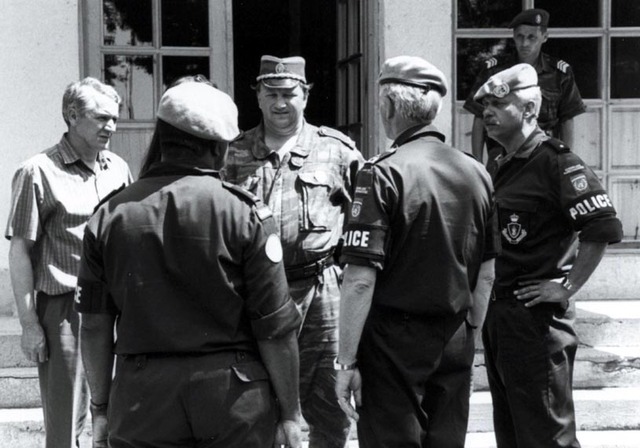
[{"xmin": 5, "ymin": 135, "xmax": 132, "ymax": 295}]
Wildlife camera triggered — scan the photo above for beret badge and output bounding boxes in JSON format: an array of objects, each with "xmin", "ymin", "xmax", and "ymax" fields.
[
  {"xmin": 535, "ymin": 14, "xmax": 542, "ymax": 24},
  {"xmin": 492, "ymin": 83, "xmax": 510, "ymax": 98}
]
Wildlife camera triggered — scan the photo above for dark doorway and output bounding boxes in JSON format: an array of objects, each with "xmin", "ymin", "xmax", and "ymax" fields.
[{"xmin": 232, "ymin": 0, "xmax": 337, "ymax": 131}]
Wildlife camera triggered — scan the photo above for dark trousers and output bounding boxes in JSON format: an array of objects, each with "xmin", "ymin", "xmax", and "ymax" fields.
[
  {"xmin": 356, "ymin": 307, "xmax": 475, "ymax": 448},
  {"xmin": 36, "ymin": 292, "xmax": 88, "ymax": 448},
  {"xmin": 108, "ymin": 351, "xmax": 277, "ymax": 448},
  {"xmin": 482, "ymin": 299, "xmax": 581, "ymax": 448}
]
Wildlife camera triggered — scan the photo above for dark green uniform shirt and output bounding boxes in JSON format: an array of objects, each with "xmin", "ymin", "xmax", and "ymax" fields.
[{"xmin": 75, "ymin": 163, "xmax": 300, "ymax": 355}]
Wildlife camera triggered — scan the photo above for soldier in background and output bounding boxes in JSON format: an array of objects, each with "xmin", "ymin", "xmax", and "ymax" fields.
[{"xmin": 464, "ymin": 8, "xmax": 586, "ymax": 172}]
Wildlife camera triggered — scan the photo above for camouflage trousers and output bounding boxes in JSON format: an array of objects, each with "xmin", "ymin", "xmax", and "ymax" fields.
[{"xmin": 289, "ymin": 264, "xmax": 352, "ymax": 448}]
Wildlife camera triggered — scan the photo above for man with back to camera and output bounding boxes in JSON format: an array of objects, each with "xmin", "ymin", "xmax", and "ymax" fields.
[
  {"xmin": 474, "ymin": 63, "xmax": 623, "ymax": 447},
  {"xmin": 5, "ymin": 77, "xmax": 132, "ymax": 448},
  {"xmin": 75, "ymin": 82, "xmax": 303, "ymax": 448},
  {"xmin": 464, "ymin": 8, "xmax": 586, "ymax": 172},
  {"xmin": 223, "ymin": 55, "xmax": 364, "ymax": 447},
  {"xmin": 334, "ymin": 55, "xmax": 498, "ymax": 448}
]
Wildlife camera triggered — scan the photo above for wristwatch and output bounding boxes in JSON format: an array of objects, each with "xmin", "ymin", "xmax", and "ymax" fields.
[
  {"xmin": 333, "ymin": 357, "xmax": 357, "ymax": 371},
  {"xmin": 561, "ymin": 277, "xmax": 575, "ymax": 292}
]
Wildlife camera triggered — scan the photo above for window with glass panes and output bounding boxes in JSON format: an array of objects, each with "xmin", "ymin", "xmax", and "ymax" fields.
[
  {"xmin": 82, "ymin": 0, "xmax": 232, "ymax": 176},
  {"xmin": 454, "ymin": 0, "xmax": 640, "ymax": 244}
]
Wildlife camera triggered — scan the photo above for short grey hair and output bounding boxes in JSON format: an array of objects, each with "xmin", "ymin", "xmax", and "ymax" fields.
[
  {"xmin": 379, "ymin": 83, "xmax": 442, "ymax": 124},
  {"xmin": 62, "ymin": 77, "xmax": 121, "ymax": 125}
]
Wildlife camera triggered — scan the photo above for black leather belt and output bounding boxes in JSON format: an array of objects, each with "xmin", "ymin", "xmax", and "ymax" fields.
[{"xmin": 285, "ymin": 251, "xmax": 335, "ymax": 281}]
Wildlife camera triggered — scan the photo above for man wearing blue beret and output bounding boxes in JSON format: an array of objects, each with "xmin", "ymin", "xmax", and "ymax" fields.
[
  {"xmin": 476, "ymin": 63, "xmax": 623, "ymax": 448},
  {"xmin": 75, "ymin": 82, "xmax": 303, "ymax": 447},
  {"xmin": 335, "ymin": 55, "xmax": 498, "ymax": 448},
  {"xmin": 464, "ymin": 8, "xmax": 586, "ymax": 174},
  {"xmin": 224, "ymin": 55, "xmax": 364, "ymax": 448}
]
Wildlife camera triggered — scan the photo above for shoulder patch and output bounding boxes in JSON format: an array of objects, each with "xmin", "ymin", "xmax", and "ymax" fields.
[
  {"xmin": 318, "ymin": 126, "xmax": 356, "ymax": 149},
  {"xmin": 221, "ymin": 181, "xmax": 273, "ymax": 221},
  {"xmin": 93, "ymin": 183, "xmax": 127, "ymax": 214},
  {"xmin": 543, "ymin": 138, "xmax": 571, "ymax": 153},
  {"xmin": 367, "ymin": 147, "xmax": 397, "ymax": 165},
  {"xmin": 556, "ymin": 60, "xmax": 570, "ymax": 74},
  {"xmin": 485, "ymin": 57, "xmax": 498, "ymax": 69}
]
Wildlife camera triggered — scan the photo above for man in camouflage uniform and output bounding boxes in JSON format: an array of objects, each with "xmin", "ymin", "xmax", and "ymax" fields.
[
  {"xmin": 464, "ymin": 8, "xmax": 586, "ymax": 173},
  {"xmin": 223, "ymin": 55, "xmax": 364, "ymax": 448}
]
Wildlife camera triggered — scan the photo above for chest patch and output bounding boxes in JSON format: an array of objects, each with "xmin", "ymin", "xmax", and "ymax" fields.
[{"xmin": 502, "ymin": 213, "xmax": 528, "ymax": 245}]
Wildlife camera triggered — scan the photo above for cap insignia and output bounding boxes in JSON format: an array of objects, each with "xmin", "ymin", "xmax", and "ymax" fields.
[
  {"xmin": 535, "ymin": 14, "xmax": 541, "ymax": 24},
  {"xmin": 275, "ymin": 63, "xmax": 286, "ymax": 74},
  {"xmin": 492, "ymin": 83, "xmax": 510, "ymax": 98}
]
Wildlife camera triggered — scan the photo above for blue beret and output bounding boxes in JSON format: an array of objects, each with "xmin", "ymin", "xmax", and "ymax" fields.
[
  {"xmin": 157, "ymin": 83, "xmax": 240, "ymax": 142},
  {"xmin": 256, "ymin": 55, "xmax": 307, "ymax": 89},
  {"xmin": 379, "ymin": 56, "xmax": 448, "ymax": 97},
  {"xmin": 473, "ymin": 64, "xmax": 539, "ymax": 102},
  {"xmin": 509, "ymin": 9, "xmax": 550, "ymax": 28}
]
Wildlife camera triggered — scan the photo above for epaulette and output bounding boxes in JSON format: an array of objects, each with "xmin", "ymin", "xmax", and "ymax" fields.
[
  {"xmin": 221, "ymin": 181, "xmax": 273, "ymax": 221},
  {"xmin": 93, "ymin": 183, "xmax": 127, "ymax": 214},
  {"xmin": 461, "ymin": 150, "xmax": 480, "ymax": 162},
  {"xmin": 318, "ymin": 126, "xmax": 356, "ymax": 149},
  {"xmin": 485, "ymin": 57, "xmax": 498, "ymax": 70},
  {"xmin": 543, "ymin": 138, "xmax": 571, "ymax": 153},
  {"xmin": 366, "ymin": 147, "xmax": 397, "ymax": 165},
  {"xmin": 556, "ymin": 60, "xmax": 570, "ymax": 74}
]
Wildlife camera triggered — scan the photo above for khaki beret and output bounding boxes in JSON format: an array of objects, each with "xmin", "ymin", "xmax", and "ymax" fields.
[
  {"xmin": 379, "ymin": 56, "xmax": 448, "ymax": 96},
  {"xmin": 473, "ymin": 63, "xmax": 539, "ymax": 102},
  {"xmin": 256, "ymin": 55, "xmax": 307, "ymax": 89},
  {"xmin": 156, "ymin": 83, "xmax": 240, "ymax": 142},
  {"xmin": 509, "ymin": 9, "xmax": 550, "ymax": 28}
]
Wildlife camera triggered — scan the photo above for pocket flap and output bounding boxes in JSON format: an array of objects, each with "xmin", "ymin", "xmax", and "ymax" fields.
[
  {"xmin": 298, "ymin": 170, "xmax": 332, "ymax": 187},
  {"xmin": 231, "ymin": 361, "xmax": 270, "ymax": 382}
]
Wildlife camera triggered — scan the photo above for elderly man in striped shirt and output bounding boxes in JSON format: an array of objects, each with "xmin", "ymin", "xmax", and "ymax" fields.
[{"xmin": 5, "ymin": 77, "xmax": 131, "ymax": 448}]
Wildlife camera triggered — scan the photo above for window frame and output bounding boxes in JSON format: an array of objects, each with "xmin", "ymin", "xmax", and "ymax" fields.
[{"xmin": 453, "ymin": 0, "xmax": 640, "ymax": 247}]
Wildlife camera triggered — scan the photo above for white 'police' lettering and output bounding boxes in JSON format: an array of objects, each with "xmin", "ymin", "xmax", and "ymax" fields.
[
  {"xmin": 345, "ymin": 230, "xmax": 370, "ymax": 248},
  {"xmin": 569, "ymin": 194, "xmax": 613, "ymax": 220}
]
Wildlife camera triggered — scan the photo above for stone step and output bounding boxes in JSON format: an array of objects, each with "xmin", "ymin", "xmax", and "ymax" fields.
[
  {"xmin": 1, "ymin": 300, "xmax": 638, "ymax": 368},
  {"xmin": 0, "ymin": 408, "xmax": 638, "ymax": 448},
  {"xmin": 465, "ymin": 430, "xmax": 640, "ymax": 448},
  {"xmin": 576, "ymin": 300, "xmax": 640, "ymax": 347},
  {"xmin": 0, "ymin": 368, "xmax": 40, "ymax": 409},
  {"xmin": 0, "ymin": 317, "xmax": 36, "ymax": 369},
  {"xmin": 468, "ymin": 388, "xmax": 640, "ymax": 433},
  {"xmin": 472, "ymin": 346, "xmax": 640, "ymax": 391}
]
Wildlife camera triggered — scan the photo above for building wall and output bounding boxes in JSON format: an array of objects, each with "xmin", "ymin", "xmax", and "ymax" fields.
[
  {"xmin": 0, "ymin": 0, "xmax": 80, "ymax": 314},
  {"xmin": 380, "ymin": 0, "xmax": 453, "ymax": 141},
  {"xmin": 0, "ymin": 0, "xmax": 635, "ymax": 315}
]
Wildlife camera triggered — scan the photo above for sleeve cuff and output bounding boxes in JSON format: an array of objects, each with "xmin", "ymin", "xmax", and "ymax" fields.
[
  {"xmin": 251, "ymin": 299, "xmax": 302, "ymax": 340},
  {"xmin": 578, "ymin": 217, "xmax": 623, "ymax": 244}
]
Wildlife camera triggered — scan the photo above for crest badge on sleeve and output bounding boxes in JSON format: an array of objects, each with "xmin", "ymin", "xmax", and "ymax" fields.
[
  {"xmin": 570, "ymin": 174, "xmax": 588, "ymax": 192},
  {"xmin": 351, "ymin": 201, "xmax": 362, "ymax": 218}
]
